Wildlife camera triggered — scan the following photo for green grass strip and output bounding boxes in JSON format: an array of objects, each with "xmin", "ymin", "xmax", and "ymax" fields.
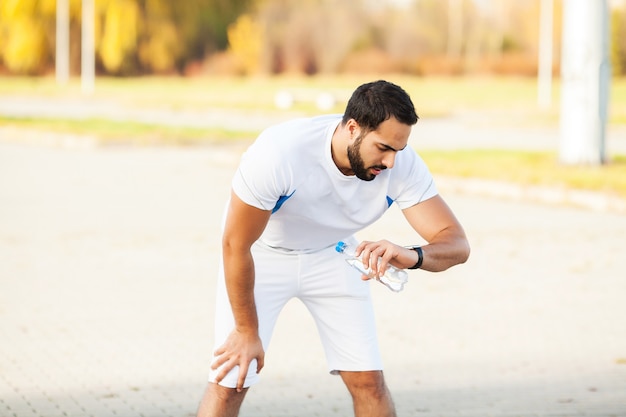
[
  {"xmin": 0, "ymin": 115, "xmax": 257, "ymax": 145},
  {"xmin": 420, "ymin": 149, "xmax": 626, "ymax": 198}
]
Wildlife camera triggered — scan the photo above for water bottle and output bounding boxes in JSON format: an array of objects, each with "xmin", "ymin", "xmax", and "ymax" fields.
[{"xmin": 335, "ymin": 241, "xmax": 408, "ymax": 292}]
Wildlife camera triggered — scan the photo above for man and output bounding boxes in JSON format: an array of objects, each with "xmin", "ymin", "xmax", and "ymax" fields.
[{"xmin": 196, "ymin": 80, "xmax": 470, "ymax": 417}]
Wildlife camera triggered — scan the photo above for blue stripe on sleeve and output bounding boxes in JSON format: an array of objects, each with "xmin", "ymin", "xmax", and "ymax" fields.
[{"xmin": 272, "ymin": 191, "xmax": 296, "ymax": 214}]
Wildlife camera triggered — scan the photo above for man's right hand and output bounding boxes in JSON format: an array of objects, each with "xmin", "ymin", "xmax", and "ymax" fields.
[{"xmin": 211, "ymin": 328, "xmax": 265, "ymax": 392}]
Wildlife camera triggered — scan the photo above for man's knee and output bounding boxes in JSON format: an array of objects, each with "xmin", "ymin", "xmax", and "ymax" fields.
[
  {"xmin": 339, "ymin": 370, "xmax": 388, "ymax": 397},
  {"xmin": 339, "ymin": 371, "xmax": 396, "ymax": 417},
  {"xmin": 196, "ymin": 382, "xmax": 248, "ymax": 417}
]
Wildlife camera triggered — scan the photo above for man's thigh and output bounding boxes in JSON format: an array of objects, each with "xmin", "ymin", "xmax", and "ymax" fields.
[
  {"xmin": 298, "ymin": 244, "xmax": 382, "ymax": 374},
  {"xmin": 209, "ymin": 243, "xmax": 300, "ymax": 387}
]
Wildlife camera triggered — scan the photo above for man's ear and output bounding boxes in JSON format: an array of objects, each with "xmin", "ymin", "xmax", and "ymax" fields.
[{"xmin": 346, "ymin": 119, "xmax": 361, "ymax": 141}]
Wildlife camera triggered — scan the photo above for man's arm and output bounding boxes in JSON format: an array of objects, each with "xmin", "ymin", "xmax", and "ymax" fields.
[
  {"xmin": 400, "ymin": 194, "xmax": 470, "ymax": 271},
  {"xmin": 355, "ymin": 195, "xmax": 469, "ymax": 276},
  {"xmin": 211, "ymin": 190, "xmax": 271, "ymax": 392}
]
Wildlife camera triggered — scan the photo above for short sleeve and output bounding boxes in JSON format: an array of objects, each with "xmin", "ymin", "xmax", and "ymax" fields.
[
  {"xmin": 231, "ymin": 133, "xmax": 294, "ymax": 211},
  {"xmin": 391, "ymin": 148, "xmax": 438, "ymax": 209}
]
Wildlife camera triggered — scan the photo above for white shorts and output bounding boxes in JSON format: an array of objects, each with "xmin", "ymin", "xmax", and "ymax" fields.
[{"xmin": 208, "ymin": 238, "xmax": 383, "ymax": 388}]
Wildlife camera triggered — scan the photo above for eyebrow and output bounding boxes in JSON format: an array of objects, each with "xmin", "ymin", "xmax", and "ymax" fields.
[{"xmin": 380, "ymin": 143, "xmax": 407, "ymax": 152}]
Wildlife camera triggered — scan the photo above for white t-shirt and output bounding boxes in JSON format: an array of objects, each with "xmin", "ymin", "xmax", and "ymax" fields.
[{"xmin": 231, "ymin": 114, "xmax": 437, "ymax": 252}]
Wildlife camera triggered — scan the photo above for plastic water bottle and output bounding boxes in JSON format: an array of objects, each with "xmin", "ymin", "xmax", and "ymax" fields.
[{"xmin": 335, "ymin": 241, "xmax": 408, "ymax": 292}]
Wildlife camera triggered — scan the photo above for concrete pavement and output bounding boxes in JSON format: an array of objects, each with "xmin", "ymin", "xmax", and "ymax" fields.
[{"xmin": 1, "ymin": 129, "xmax": 625, "ymax": 416}]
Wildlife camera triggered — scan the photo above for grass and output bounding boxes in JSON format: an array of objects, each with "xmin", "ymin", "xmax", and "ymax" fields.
[
  {"xmin": 1, "ymin": 75, "xmax": 625, "ymax": 197},
  {"xmin": 0, "ymin": 115, "xmax": 256, "ymax": 145},
  {"xmin": 1, "ymin": 74, "xmax": 625, "ymax": 122},
  {"xmin": 419, "ymin": 149, "xmax": 626, "ymax": 198}
]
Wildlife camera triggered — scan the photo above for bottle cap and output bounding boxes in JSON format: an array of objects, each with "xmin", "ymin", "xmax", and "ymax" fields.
[{"xmin": 335, "ymin": 241, "xmax": 346, "ymax": 253}]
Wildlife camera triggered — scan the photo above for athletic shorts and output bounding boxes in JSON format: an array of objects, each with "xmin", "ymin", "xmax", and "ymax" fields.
[{"xmin": 208, "ymin": 237, "xmax": 383, "ymax": 389}]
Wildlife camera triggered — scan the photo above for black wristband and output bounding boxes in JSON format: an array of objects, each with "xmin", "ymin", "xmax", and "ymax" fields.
[{"xmin": 408, "ymin": 246, "xmax": 423, "ymax": 270}]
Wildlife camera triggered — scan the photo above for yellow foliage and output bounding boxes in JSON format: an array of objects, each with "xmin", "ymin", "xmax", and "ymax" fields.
[
  {"xmin": 99, "ymin": 0, "xmax": 139, "ymax": 73},
  {"xmin": 24, "ymin": 0, "xmax": 83, "ymax": 20},
  {"xmin": 138, "ymin": 21, "xmax": 179, "ymax": 72},
  {"xmin": 612, "ymin": 9, "xmax": 626, "ymax": 75},
  {"xmin": 227, "ymin": 14, "xmax": 263, "ymax": 75},
  {"xmin": 145, "ymin": 0, "xmax": 170, "ymax": 18},
  {"xmin": 39, "ymin": 0, "xmax": 56, "ymax": 17},
  {"xmin": 0, "ymin": 0, "xmax": 37, "ymax": 19},
  {"xmin": 1, "ymin": 17, "xmax": 47, "ymax": 74}
]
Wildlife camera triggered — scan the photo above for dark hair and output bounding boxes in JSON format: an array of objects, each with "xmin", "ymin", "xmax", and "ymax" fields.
[{"xmin": 341, "ymin": 80, "xmax": 418, "ymax": 131}]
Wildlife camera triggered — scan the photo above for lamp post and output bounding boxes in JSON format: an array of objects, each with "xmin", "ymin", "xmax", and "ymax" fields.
[
  {"xmin": 81, "ymin": 0, "xmax": 95, "ymax": 94},
  {"xmin": 559, "ymin": 0, "xmax": 610, "ymax": 165},
  {"xmin": 56, "ymin": 0, "xmax": 70, "ymax": 85}
]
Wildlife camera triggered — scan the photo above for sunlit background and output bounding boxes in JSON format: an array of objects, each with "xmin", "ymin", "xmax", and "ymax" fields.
[
  {"xmin": 0, "ymin": 0, "xmax": 622, "ymax": 78},
  {"xmin": 1, "ymin": 1, "xmax": 625, "ymax": 417}
]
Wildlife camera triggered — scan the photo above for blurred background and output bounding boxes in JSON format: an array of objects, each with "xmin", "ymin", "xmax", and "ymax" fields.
[
  {"xmin": 0, "ymin": 0, "xmax": 623, "ymax": 78},
  {"xmin": 0, "ymin": 0, "xmax": 625, "ymax": 194},
  {"xmin": 1, "ymin": 1, "xmax": 626, "ymax": 417},
  {"xmin": 0, "ymin": 0, "xmax": 625, "ymax": 177}
]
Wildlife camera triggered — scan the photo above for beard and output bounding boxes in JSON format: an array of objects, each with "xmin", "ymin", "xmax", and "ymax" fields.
[{"xmin": 347, "ymin": 133, "xmax": 387, "ymax": 181}]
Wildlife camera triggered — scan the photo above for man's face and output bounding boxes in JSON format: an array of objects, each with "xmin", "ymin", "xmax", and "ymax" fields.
[
  {"xmin": 347, "ymin": 132, "xmax": 383, "ymax": 181},
  {"xmin": 347, "ymin": 117, "xmax": 411, "ymax": 181}
]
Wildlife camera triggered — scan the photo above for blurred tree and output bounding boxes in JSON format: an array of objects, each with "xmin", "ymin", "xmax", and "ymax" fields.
[
  {"xmin": 227, "ymin": 14, "xmax": 262, "ymax": 75},
  {"xmin": 257, "ymin": 0, "xmax": 319, "ymax": 74},
  {"xmin": 309, "ymin": 2, "xmax": 362, "ymax": 74},
  {"xmin": 137, "ymin": 0, "xmax": 181, "ymax": 73},
  {"xmin": 395, "ymin": 0, "xmax": 449, "ymax": 66},
  {"xmin": 1, "ymin": 16, "xmax": 47, "ymax": 74},
  {"xmin": 99, "ymin": 0, "xmax": 140, "ymax": 74},
  {"xmin": 0, "ymin": 0, "xmax": 252, "ymax": 75},
  {"xmin": 135, "ymin": 0, "xmax": 251, "ymax": 73},
  {"xmin": 282, "ymin": 3, "xmax": 321, "ymax": 74},
  {"xmin": 446, "ymin": 0, "xmax": 463, "ymax": 60},
  {"xmin": 0, "ymin": 0, "xmax": 49, "ymax": 74},
  {"xmin": 205, "ymin": 0, "xmax": 252, "ymax": 50},
  {"xmin": 0, "ymin": 0, "xmax": 582, "ymax": 78},
  {"xmin": 255, "ymin": 0, "xmax": 367, "ymax": 74},
  {"xmin": 611, "ymin": 7, "xmax": 626, "ymax": 75}
]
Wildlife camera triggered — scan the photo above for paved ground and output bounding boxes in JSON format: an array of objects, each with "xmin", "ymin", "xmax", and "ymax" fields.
[{"xmin": 1, "ymin": 119, "xmax": 626, "ymax": 417}]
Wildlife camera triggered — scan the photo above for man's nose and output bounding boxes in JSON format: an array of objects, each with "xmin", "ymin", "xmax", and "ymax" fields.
[{"xmin": 382, "ymin": 153, "xmax": 396, "ymax": 169}]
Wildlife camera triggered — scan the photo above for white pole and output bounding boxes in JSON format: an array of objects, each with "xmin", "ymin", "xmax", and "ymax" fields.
[
  {"xmin": 81, "ymin": 0, "xmax": 95, "ymax": 94},
  {"xmin": 56, "ymin": 0, "xmax": 70, "ymax": 85},
  {"xmin": 559, "ymin": 0, "xmax": 610, "ymax": 165},
  {"xmin": 537, "ymin": 0, "xmax": 553, "ymax": 109}
]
